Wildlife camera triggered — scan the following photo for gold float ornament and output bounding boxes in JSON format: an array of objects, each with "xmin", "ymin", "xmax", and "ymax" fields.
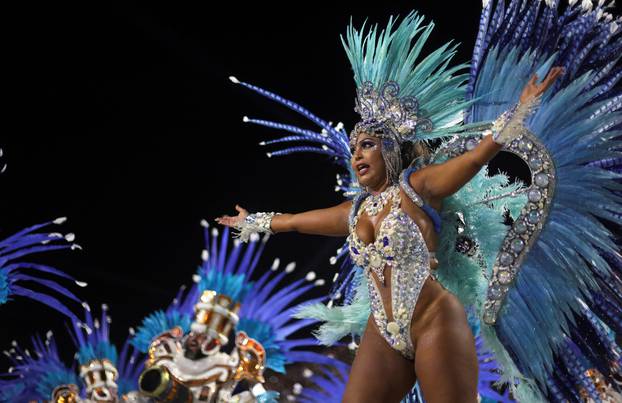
[
  {"xmin": 147, "ymin": 326, "xmax": 184, "ymax": 367},
  {"xmin": 51, "ymin": 384, "xmax": 80, "ymax": 403},
  {"xmin": 79, "ymin": 358, "xmax": 119, "ymax": 402},
  {"xmin": 234, "ymin": 331, "xmax": 266, "ymax": 383},
  {"xmin": 136, "ymin": 289, "xmax": 270, "ymax": 401},
  {"xmin": 193, "ymin": 290, "xmax": 241, "ymax": 345}
]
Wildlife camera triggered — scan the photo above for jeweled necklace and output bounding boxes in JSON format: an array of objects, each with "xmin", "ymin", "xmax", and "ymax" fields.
[{"xmin": 364, "ymin": 185, "xmax": 398, "ymax": 216}]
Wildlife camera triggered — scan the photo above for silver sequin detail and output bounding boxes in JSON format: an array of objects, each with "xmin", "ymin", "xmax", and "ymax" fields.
[{"xmin": 399, "ymin": 171, "xmax": 423, "ymax": 207}]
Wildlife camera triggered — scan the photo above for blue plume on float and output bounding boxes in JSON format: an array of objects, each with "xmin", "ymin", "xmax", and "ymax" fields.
[
  {"xmin": 465, "ymin": 0, "xmax": 622, "ymax": 400},
  {"xmin": 198, "ymin": 270, "xmax": 254, "ymax": 303},
  {"xmin": 115, "ymin": 337, "xmax": 144, "ymax": 395},
  {"xmin": 132, "ymin": 222, "xmax": 344, "ymax": 373},
  {"xmin": 131, "ymin": 309, "xmax": 192, "ymax": 353},
  {"xmin": 70, "ymin": 303, "xmax": 144, "ymax": 392},
  {"xmin": 71, "ymin": 303, "xmax": 118, "ymax": 366},
  {"xmin": 0, "ymin": 218, "xmax": 84, "ymax": 319},
  {"xmin": 0, "ymin": 305, "xmax": 144, "ymax": 398},
  {"xmin": 0, "ymin": 332, "xmax": 78, "ymax": 401}
]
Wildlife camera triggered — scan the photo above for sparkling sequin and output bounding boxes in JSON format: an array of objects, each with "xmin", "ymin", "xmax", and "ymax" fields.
[{"xmin": 348, "ymin": 185, "xmax": 430, "ymax": 360}]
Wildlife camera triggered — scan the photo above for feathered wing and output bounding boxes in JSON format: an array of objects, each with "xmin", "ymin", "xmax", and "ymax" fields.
[
  {"xmin": 457, "ymin": 0, "xmax": 622, "ymax": 401},
  {"xmin": 71, "ymin": 303, "xmax": 144, "ymax": 394}
]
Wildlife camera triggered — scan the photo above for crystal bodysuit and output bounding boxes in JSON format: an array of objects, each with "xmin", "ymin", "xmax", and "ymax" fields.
[{"xmin": 347, "ymin": 172, "xmax": 439, "ymax": 359}]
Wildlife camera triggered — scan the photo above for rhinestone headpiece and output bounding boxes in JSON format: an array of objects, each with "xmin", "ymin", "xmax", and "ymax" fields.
[{"xmin": 350, "ymin": 81, "xmax": 433, "ymax": 147}]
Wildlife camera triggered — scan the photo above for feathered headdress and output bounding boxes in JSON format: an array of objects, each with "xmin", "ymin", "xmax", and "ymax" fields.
[{"xmin": 342, "ymin": 12, "xmax": 477, "ymax": 145}]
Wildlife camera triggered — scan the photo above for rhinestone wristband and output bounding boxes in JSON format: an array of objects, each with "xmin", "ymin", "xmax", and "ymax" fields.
[
  {"xmin": 490, "ymin": 96, "xmax": 541, "ymax": 146},
  {"xmin": 233, "ymin": 212, "xmax": 279, "ymax": 243}
]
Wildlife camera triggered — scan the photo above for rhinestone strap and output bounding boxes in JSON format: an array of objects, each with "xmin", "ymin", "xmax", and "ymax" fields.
[
  {"xmin": 398, "ymin": 170, "xmax": 424, "ymax": 207},
  {"xmin": 233, "ymin": 212, "xmax": 279, "ymax": 243}
]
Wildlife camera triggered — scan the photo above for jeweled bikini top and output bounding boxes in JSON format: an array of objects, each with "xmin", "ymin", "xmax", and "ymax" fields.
[{"xmin": 347, "ymin": 185, "xmax": 432, "ymax": 285}]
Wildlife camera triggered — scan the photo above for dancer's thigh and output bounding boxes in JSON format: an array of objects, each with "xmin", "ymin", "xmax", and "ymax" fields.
[
  {"xmin": 343, "ymin": 317, "xmax": 416, "ymax": 403},
  {"xmin": 414, "ymin": 295, "xmax": 478, "ymax": 403}
]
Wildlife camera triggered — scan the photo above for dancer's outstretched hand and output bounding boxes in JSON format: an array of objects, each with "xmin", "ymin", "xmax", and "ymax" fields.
[
  {"xmin": 519, "ymin": 66, "xmax": 564, "ymax": 104},
  {"xmin": 216, "ymin": 205, "xmax": 249, "ymax": 227}
]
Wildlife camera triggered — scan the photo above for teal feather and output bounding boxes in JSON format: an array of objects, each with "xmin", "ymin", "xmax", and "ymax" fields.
[
  {"xmin": 341, "ymin": 11, "xmax": 473, "ymax": 142},
  {"xmin": 198, "ymin": 269, "xmax": 254, "ymax": 302},
  {"xmin": 77, "ymin": 340, "xmax": 118, "ymax": 367},
  {"xmin": 433, "ymin": 158, "xmax": 527, "ymax": 308},
  {"xmin": 294, "ymin": 268, "xmax": 369, "ymax": 345}
]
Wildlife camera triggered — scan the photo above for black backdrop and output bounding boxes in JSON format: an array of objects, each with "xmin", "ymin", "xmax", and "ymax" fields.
[{"xmin": 3, "ymin": 1, "xmax": 618, "ymax": 369}]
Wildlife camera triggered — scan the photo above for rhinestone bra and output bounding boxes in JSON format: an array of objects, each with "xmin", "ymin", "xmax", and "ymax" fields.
[{"xmin": 347, "ymin": 185, "xmax": 431, "ymax": 359}]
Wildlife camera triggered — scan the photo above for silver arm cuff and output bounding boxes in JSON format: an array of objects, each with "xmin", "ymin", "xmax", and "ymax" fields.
[
  {"xmin": 487, "ymin": 96, "xmax": 541, "ymax": 146},
  {"xmin": 233, "ymin": 212, "xmax": 279, "ymax": 243}
]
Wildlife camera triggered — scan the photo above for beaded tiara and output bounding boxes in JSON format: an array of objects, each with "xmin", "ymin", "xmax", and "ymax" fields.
[{"xmin": 349, "ymin": 81, "xmax": 433, "ymax": 148}]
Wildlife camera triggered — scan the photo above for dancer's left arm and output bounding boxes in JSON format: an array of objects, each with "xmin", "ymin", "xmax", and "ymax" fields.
[{"xmin": 418, "ymin": 67, "xmax": 563, "ymax": 199}]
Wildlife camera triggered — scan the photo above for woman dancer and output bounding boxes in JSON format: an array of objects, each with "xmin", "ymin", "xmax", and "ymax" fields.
[{"xmin": 217, "ymin": 68, "xmax": 561, "ymax": 401}]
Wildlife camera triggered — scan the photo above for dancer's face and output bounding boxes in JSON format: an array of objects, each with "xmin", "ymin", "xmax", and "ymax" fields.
[{"xmin": 351, "ymin": 132, "xmax": 388, "ymax": 191}]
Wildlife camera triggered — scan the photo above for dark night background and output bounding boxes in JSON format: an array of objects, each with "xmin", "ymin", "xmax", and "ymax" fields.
[{"xmin": 2, "ymin": 1, "xmax": 620, "ymax": 371}]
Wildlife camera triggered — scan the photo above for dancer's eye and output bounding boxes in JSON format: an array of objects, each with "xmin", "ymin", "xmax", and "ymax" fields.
[{"xmin": 361, "ymin": 140, "xmax": 376, "ymax": 149}]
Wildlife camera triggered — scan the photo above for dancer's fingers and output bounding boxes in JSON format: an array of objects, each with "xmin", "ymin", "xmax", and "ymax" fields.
[
  {"xmin": 539, "ymin": 68, "xmax": 563, "ymax": 93},
  {"xmin": 528, "ymin": 74, "xmax": 538, "ymax": 87}
]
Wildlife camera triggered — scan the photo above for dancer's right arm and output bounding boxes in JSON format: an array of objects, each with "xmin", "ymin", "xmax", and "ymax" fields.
[{"xmin": 216, "ymin": 201, "xmax": 352, "ymax": 237}]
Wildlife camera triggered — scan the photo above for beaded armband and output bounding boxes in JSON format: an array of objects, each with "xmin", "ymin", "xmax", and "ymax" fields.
[
  {"xmin": 486, "ymin": 96, "xmax": 541, "ymax": 146},
  {"xmin": 233, "ymin": 212, "xmax": 279, "ymax": 243}
]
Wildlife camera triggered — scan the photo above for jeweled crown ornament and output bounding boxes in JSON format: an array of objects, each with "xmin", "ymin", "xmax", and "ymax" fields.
[{"xmin": 351, "ymin": 81, "xmax": 433, "ymax": 146}]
